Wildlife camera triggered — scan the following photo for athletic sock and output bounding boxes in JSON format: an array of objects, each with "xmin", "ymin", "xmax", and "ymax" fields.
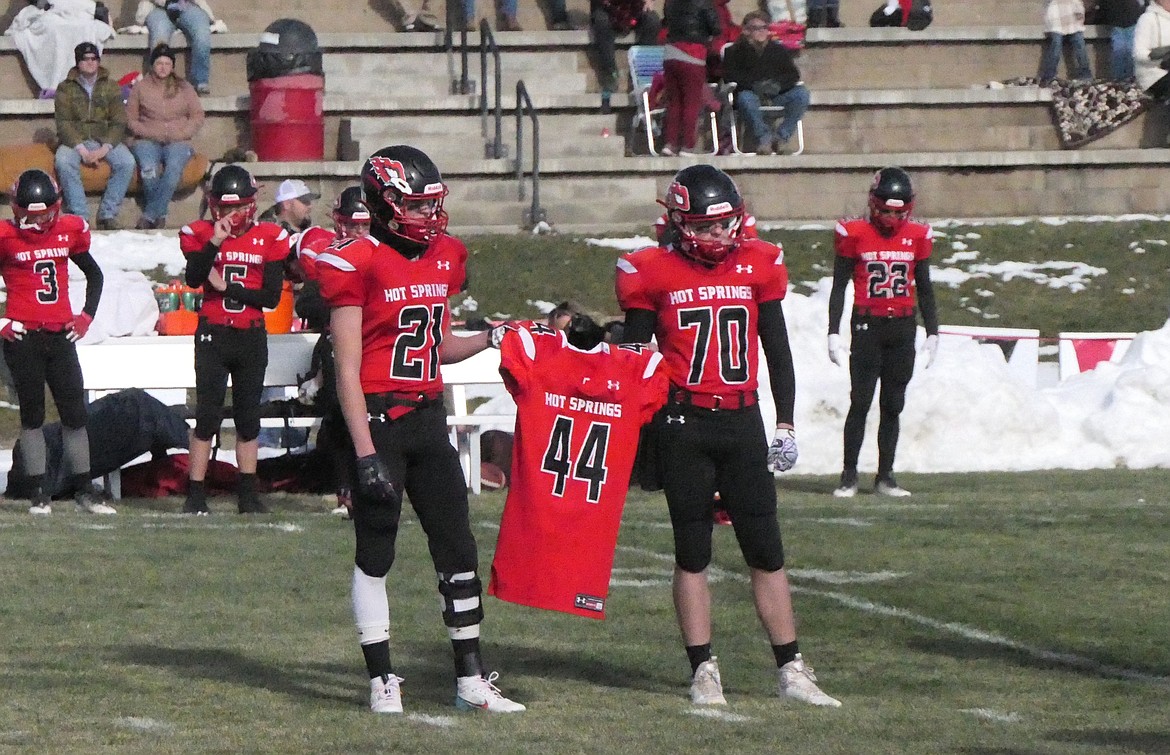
[
  {"xmin": 686, "ymin": 643, "xmax": 713, "ymax": 675},
  {"xmin": 772, "ymin": 640, "xmax": 800, "ymax": 668}
]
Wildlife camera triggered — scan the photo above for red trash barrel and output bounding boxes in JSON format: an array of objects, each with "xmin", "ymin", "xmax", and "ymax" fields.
[{"xmin": 249, "ymin": 73, "xmax": 325, "ymax": 161}]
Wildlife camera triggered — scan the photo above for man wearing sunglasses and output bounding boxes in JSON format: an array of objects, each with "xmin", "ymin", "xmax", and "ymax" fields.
[{"xmin": 826, "ymin": 166, "xmax": 940, "ymax": 498}]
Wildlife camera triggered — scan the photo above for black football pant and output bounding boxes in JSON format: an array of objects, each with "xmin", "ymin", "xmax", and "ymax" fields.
[
  {"xmin": 3, "ymin": 330, "xmax": 87, "ymax": 429},
  {"xmin": 193, "ymin": 322, "xmax": 268, "ymax": 442},
  {"xmin": 843, "ymin": 315, "xmax": 916, "ymax": 478}
]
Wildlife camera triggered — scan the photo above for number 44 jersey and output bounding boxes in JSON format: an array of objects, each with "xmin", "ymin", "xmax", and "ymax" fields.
[{"xmin": 489, "ymin": 323, "xmax": 669, "ymax": 619}]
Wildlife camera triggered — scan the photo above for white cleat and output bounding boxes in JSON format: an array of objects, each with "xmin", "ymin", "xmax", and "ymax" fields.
[
  {"xmin": 28, "ymin": 498, "xmax": 51, "ymax": 515},
  {"xmin": 779, "ymin": 654, "xmax": 841, "ymax": 708},
  {"xmin": 455, "ymin": 671, "xmax": 526, "ymax": 712},
  {"xmin": 832, "ymin": 470, "xmax": 858, "ymax": 498},
  {"xmin": 76, "ymin": 486, "xmax": 117, "ymax": 514},
  {"xmin": 874, "ymin": 477, "xmax": 912, "ymax": 497},
  {"xmin": 690, "ymin": 658, "xmax": 727, "ymax": 705},
  {"xmin": 370, "ymin": 674, "xmax": 404, "ymax": 713}
]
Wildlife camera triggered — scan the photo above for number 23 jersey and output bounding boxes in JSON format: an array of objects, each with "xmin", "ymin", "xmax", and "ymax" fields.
[
  {"xmin": 489, "ymin": 323, "xmax": 668, "ymax": 619},
  {"xmin": 834, "ymin": 217, "xmax": 933, "ymax": 311}
]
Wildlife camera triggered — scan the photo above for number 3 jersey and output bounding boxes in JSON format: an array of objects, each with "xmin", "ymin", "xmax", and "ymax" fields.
[
  {"xmin": 834, "ymin": 217, "xmax": 933, "ymax": 311},
  {"xmin": 615, "ymin": 240, "xmax": 788, "ymax": 398},
  {"xmin": 315, "ymin": 234, "xmax": 468, "ymax": 395},
  {"xmin": 489, "ymin": 323, "xmax": 669, "ymax": 619},
  {"xmin": 0, "ymin": 215, "xmax": 90, "ymax": 325},
  {"xmin": 180, "ymin": 220, "xmax": 289, "ymax": 325}
]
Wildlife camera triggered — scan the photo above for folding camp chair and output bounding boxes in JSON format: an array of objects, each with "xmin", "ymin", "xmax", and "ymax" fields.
[
  {"xmin": 724, "ymin": 82, "xmax": 806, "ymax": 155},
  {"xmin": 627, "ymin": 45, "xmax": 719, "ymax": 156}
]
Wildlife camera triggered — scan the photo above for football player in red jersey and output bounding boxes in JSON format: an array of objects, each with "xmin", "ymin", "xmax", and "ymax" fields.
[
  {"xmin": 180, "ymin": 165, "xmax": 289, "ymax": 515},
  {"xmin": 616, "ymin": 164, "xmax": 840, "ymax": 708},
  {"xmin": 0, "ymin": 169, "xmax": 113, "ymax": 515},
  {"xmin": 827, "ymin": 167, "xmax": 939, "ymax": 498},
  {"xmin": 315, "ymin": 145, "xmax": 523, "ymax": 715}
]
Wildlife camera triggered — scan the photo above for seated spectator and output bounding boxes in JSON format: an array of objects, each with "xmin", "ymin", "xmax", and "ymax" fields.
[
  {"xmin": 722, "ymin": 11, "xmax": 810, "ymax": 154},
  {"xmin": 592, "ymin": 0, "xmax": 662, "ymax": 106},
  {"xmin": 460, "ymin": 0, "xmax": 521, "ymax": 31},
  {"xmin": 545, "ymin": 0, "xmax": 575, "ymax": 29},
  {"xmin": 807, "ymin": 0, "xmax": 842, "ymax": 27},
  {"xmin": 1099, "ymin": 0, "xmax": 1146, "ymax": 81},
  {"xmin": 1135, "ymin": 0, "xmax": 1170, "ymax": 99},
  {"xmin": 259, "ymin": 179, "xmax": 320, "ymax": 234},
  {"xmin": 54, "ymin": 42, "xmax": 135, "ymax": 230},
  {"xmin": 127, "ymin": 44, "xmax": 204, "ymax": 230},
  {"xmin": 4, "ymin": 0, "xmax": 115, "ymax": 99},
  {"xmin": 396, "ymin": 0, "xmax": 443, "ymax": 31},
  {"xmin": 137, "ymin": 0, "xmax": 226, "ymax": 96},
  {"xmin": 1039, "ymin": 0, "xmax": 1092, "ymax": 84}
]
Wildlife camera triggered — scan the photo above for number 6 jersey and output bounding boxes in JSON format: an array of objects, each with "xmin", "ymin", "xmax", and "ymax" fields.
[{"xmin": 489, "ymin": 323, "xmax": 668, "ymax": 619}]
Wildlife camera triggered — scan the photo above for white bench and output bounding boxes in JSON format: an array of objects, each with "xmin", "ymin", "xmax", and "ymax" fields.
[{"xmin": 75, "ymin": 333, "xmax": 513, "ymax": 496}]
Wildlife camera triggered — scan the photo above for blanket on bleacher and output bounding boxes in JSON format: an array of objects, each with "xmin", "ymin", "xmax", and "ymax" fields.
[
  {"xmin": 4, "ymin": 0, "xmax": 115, "ymax": 93},
  {"xmin": 1001, "ymin": 77, "xmax": 1151, "ymax": 149}
]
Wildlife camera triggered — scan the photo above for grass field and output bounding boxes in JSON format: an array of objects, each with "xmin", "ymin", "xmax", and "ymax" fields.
[{"xmin": 3, "ymin": 470, "xmax": 1169, "ymax": 754}]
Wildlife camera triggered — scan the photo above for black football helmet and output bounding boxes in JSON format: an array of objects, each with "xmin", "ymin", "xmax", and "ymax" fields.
[
  {"xmin": 331, "ymin": 185, "xmax": 371, "ymax": 240},
  {"xmin": 868, "ymin": 166, "xmax": 914, "ymax": 235},
  {"xmin": 361, "ymin": 145, "xmax": 449, "ymax": 245},
  {"xmin": 207, "ymin": 164, "xmax": 258, "ymax": 236},
  {"xmin": 11, "ymin": 169, "xmax": 61, "ymax": 234},
  {"xmin": 660, "ymin": 164, "xmax": 745, "ymax": 266}
]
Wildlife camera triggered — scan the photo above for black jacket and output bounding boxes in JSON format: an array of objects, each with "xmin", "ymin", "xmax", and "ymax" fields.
[
  {"xmin": 664, "ymin": 0, "xmax": 721, "ymax": 44},
  {"xmin": 722, "ymin": 37, "xmax": 801, "ymax": 95},
  {"xmin": 1098, "ymin": 0, "xmax": 1147, "ymax": 27}
]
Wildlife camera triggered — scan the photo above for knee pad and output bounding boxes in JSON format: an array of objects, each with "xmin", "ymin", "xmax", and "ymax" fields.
[
  {"xmin": 734, "ymin": 513, "xmax": 785, "ymax": 571},
  {"xmin": 353, "ymin": 511, "xmax": 399, "ymax": 578},
  {"xmin": 56, "ymin": 399, "xmax": 87, "ymax": 430},
  {"xmin": 437, "ymin": 571, "xmax": 484, "ymax": 629},
  {"xmin": 673, "ymin": 522, "xmax": 713, "ymax": 573}
]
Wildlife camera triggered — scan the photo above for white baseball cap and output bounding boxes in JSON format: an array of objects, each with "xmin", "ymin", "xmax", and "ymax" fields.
[{"xmin": 274, "ymin": 179, "xmax": 320, "ymax": 203}]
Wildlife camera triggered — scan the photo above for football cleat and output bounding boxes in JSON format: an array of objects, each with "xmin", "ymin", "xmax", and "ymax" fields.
[
  {"xmin": 28, "ymin": 495, "xmax": 51, "ymax": 515},
  {"xmin": 690, "ymin": 658, "xmax": 727, "ymax": 705},
  {"xmin": 874, "ymin": 476, "xmax": 912, "ymax": 497},
  {"xmin": 370, "ymin": 674, "xmax": 404, "ymax": 714},
  {"xmin": 75, "ymin": 485, "xmax": 116, "ymax": 514},
  {"xmin": 832, "ymin": 469, "xmax": 858, "ymax": 498},
  {"xmin": 182, "ymin": 491, "xmax": 210, "ymax": 515},
  {"xmin": 779, "ymin": 654, "xmax": 841, "ymax": 707},
  {"xmin": 455, "ymin": 672, "xmax": 526, "ymax": 712}
]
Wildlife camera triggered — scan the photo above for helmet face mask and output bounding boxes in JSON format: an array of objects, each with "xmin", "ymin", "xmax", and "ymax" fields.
[
  {"xmin": 662, "ymin": 165, "xmax": 745, "ymax": 265},
  {"xmin": 208, "ymin": 165, "xmax": 258, "ymax": 237},
  {"xmin": 12, "ymin": 169, "xmax": 61, "ymax": 235},
  {"xmin": 362, "ymin": 147, "xmax": 449, "ymax": 245},
  {"xmin": 331, "ymin": 185, "xmax": 371, "ymax": 240},
  {"xmin": 868, "ymin": 167, "xmax": 914, "ymax": 235}
]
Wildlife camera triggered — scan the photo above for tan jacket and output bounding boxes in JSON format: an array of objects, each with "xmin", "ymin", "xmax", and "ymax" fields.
[{"xmin": 127, "ymin": 73, "xmax": 204, "ymax": 144}]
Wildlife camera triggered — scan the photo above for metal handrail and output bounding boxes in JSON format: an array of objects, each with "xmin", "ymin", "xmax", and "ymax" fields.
[
  {"xmin": 478, "ymin": 20, "xmax": 504, "ymax": 158},
  {"xmin": 443, "ymin": 0, "xmax": 472, "ymax": 95},
  {"xmin": 514, "ymin": 80, "xmax": 546, "ymax": 229}
]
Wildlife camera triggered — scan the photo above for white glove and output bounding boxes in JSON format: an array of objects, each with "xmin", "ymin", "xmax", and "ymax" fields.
[
  {"xmin": 922, "ymin": 334, "xmax": 939, "ymax": 369},
  {"xmin": 767, "ymin": 427, "xmax": 798, "ymax": 472},
  {"xmin": 827, "ymin": 333, "xmax": 844, "ymax": 366}
]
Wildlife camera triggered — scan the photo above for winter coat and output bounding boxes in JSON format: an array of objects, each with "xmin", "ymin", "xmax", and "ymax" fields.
[
  {"xmin": 664, "ymin": 0, "xmax": 721, "ymax": 44},
  {"xmin": 1097, "ymin": 0, "xmax": 1147, "ymax": 27},
  {"xmin": 54, "ymin": 65, "xmax": 127, "ymax": 148},
  {"xmin": 1044, "ymin": 0, "xmax": 1086, "ymax": 35},
  {"xmin": 722, "ymin": 37, "xmax": 802, "ymax": 95},
  {"xmin": 127, "ymin": 73, "xmax": 204, "ymax": 144},
  {"xmin": 1134, "ymin": 1, "xmax": 1170, "ymax": 90}
]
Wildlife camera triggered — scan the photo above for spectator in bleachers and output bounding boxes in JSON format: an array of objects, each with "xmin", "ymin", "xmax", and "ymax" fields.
[
  {"xmin": 1134, "ymin": 0, "xmax": 1170, "ymax": 98},
  {"xmin": 807, "ymin": 0, "xmax": 842, "ymax": 27},
  {"xmin": 722, "ymin": 11, "xmax": 809, "ymax": 155},
  {"xmin": 460, "ymin": 0, "xmax": 521, "ymax": 31},
  {"xmin": 1099, "ymin": 0, "xmax": 1147, "ymax": 81},
  {"xmin": 592, "ymin": 0, "xmax": 662, "ymax": 105},
  {"xmin": 398, "ymin": 0, "xmax": 443, "ymax": 31},
  {"xmin": 127, "ymin": 43, "xmax": 204, "ymax": 230},
  {"xmin": 137, "ymin": 0, "xmax": 225, "ymax": 96},
  {"xmin": 661, "ymin": 0, "xmax": 722, "ymax": 155},
  {"xmin": 54, "ymin": 42, "xmax": 135, "ymax": 231},
  {"xmin": 259, "ymin": 179, "xmax": 320, "ymax": 234},
  {"xmin": 1039, "ymin": 0, "xmax": 1092, "ymax": 85},
  {"xmin": 546, "ymin": 0, "xmax": 575, "ymax": 29}
]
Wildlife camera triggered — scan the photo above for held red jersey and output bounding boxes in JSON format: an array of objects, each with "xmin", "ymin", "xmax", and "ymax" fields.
[
  {"xmin": 180, "ymin": 220, "xmax": 289, "ymax": 325},
  {"xmin": 834, "ymin": 218, "xmax": 933, "ymax": 311},
  {"xmin": 314, "ymin": 234, "xmax": 468, "ymax": 395},
  {"xmin": 0, "ymin": 215, "xmax": 90, "ymax": 325},
  {"xmin": 615, "ymin": 239, "xmax": 788, "ymax": 397},
  {"xmin": 289, "ymin": 225, "xmax": 337, "ymax": 282},
  {"xmin": 489, "ymin": 323, "xmax": 668, "ymax": 619}
]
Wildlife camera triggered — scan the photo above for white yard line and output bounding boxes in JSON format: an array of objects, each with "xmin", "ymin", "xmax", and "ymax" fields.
[
  {"xmin": 686, "ymin": 708, "xmax": 754, "ymax": 723},
  {"xmin": 406, "ymin": 713, "xmax": 459, "ymax": 728},
  {"xmin": 959, "ymin": 708, "xmax": 1022, "ymax": 723}
]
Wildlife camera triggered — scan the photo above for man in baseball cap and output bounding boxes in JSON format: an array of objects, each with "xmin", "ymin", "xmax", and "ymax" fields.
[{"xmin": 259, "ymin": 178, "xmax": 321, "ymax": 233}]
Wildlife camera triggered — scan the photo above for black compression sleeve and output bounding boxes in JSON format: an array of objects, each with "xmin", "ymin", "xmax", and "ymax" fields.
[
  {"xmin": 184, "ymin": 241, "xmax": 219, "ymax": 287},
  {"xmin": 224, "ymin": 260, "xmax": 284, "ymax": 310},
  {"xmin": 72, "ymin": 251, "xmax": 104, "ymax": 317},
  {"xmin": 915, "ymin": 259, "xmax": 939, "ymax": 336},
  {"xmin": 758, "ymin": 299, "xmax": 796, "ymax": 426},
  {"xmin": 827, "ymin": 254, "xmax": 853, "ymax": 335}
]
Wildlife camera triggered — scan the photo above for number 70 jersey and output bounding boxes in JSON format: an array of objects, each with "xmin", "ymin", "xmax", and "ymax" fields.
[{"xmin": 489, "ymin": 323, "xmax": 669, "ymax": 619}]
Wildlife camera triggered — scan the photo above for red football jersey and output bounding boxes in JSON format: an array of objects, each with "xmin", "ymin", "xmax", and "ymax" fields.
[
  {"xmin": 0, "ymin": 215, "xmax": 90, "ymax": 325},
  {"xmin": 489, "ymin": 323, "xmax": 668, "ymax": 619},
  {"xmin": 289, "ymin": 225, "xmax": 337, "ymax": 282},
  {"xmin": 180, "ymin": 220, "xmax": 289, "ymax": 325},
  {"xmin": 615, "ymin": 239, "xmax": 788, "ymax": 397},
  {"xmin": 315, "ymin": 234, "xmax": 468, "ymax": 395},
  {"xmin": 834, "ymin": 218, "xmax": 933, "ymax": 311}
]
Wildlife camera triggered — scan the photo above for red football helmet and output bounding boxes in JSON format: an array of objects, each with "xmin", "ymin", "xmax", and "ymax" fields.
[
  {"xmin": 11, "ymin": 169, "xmax": 61, "ymax": 235},
  {"xmin": 331, "ymin": 185, "xmax": 371, "ymax": 240},
  {"xmin": 660, "ymin": 165, "xmax": 745, "ymax": 266},
  {"xmin": 207, "ymin": 165, "xmax": 258, "ymax": 237},
  {"xmin": 361, "ymin": 145, "xmax": 449, "ymax": 246},
  {"xmin": 868, "ymin": 166, "xmax": 914, "ymax": 236}
]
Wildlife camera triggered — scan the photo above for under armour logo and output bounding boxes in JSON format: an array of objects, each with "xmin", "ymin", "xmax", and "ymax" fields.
[
  {"xmin": 437, "ymin": 261, "xmax": 451, "ymax": 270},
  {"xmin": 855, "ymin": 322, "xmax": 868, "ymax": 331},
  {"xmin": 199, "ymin": 334, "xmax": 212, "ymax": 342},
  {"xmin": 736, "ymin": 264, "xmax": 753, "ymax": 274},
  {"xmin": 57, "ymin": 234, "xmax": 69, "ymax": 242},
  {"xmin": 252, "ymin": 238, "xmax": 263, "ymax": 246},
  {"xmin": 901, "ymin": 238, "xmax": 914, "ymax": 247},
  {"xmin": 666, "ymin": 415, "xmax": 686, "ymax": 424},
  {"xmin": 367, "ymin": 412, "xmax": 387, "ymax": 423},
  {"xmin": 607, "ymin": 380, "xmax": 620, "ymax": 390}
]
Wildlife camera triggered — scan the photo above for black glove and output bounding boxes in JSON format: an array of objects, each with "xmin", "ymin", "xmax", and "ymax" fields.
[{"xmin": 356, "ymin": 454, "xmax": 400, "ymax": 505}]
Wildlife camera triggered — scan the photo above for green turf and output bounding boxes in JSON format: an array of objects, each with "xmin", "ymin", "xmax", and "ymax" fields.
[{"xmin": 2, "ymin": 470, "xmax": 1168, "ymax": 753}]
